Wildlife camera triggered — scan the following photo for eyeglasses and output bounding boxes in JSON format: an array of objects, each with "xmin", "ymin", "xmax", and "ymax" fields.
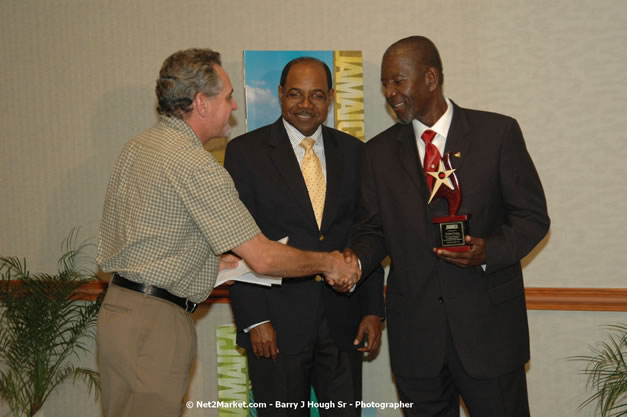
[{"xmin": 284, "ymin": 90, "xmax": 329, "ymax": 105}]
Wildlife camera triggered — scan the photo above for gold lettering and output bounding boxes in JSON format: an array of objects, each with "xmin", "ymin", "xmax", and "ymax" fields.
[
  {"xmin": 337, "ymin": 121, "xmax": 365, "ymax": 138},
  {"xmin": 334, "ymin": 51, "xmax": 365, "ymax": 141},
  {"xmin": 216, "ymin": 325, "xmax": 249, "ymax": 416}
]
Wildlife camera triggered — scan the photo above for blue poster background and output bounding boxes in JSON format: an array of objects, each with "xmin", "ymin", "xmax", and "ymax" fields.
[{"xmin": 243, "ymin": 50, "xmax": 334, "ymax": 132}]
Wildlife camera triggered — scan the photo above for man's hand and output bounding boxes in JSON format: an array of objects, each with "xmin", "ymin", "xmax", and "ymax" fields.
[
  {"xmin": 434, "ymin": 235, "xmax": 486, "ymax": 268},
  {"xmin": 353, "ymin": 315, "xmax": 382, "ymax": 354},
  {"xmin": 343, "ymin": 247, "xmax": 360, "ymax": 265},
  {"xmin": 219, "ymin": 253, "xmax": 241, "ymax": 271},
  {"xmin": 325, "ymin": 247, "xmax": 361, "ymax": 293},
  {"xmin": 324, "ymin": 251, "xmax": 361, "ymax": 292},
  {"xmin": 250, "ymin": 322, "xmax": 278, "ymax": 360}
]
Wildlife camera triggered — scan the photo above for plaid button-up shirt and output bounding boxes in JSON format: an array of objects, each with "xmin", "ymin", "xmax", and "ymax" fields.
[{"xmin": 97, "ymin": 116, "xmax": 260, "ymax": 303}]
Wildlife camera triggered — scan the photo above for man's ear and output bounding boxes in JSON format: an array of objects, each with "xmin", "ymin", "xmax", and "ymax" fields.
[
  {"xmin": 425, "ymin": 67, "xmax": 439, "ymax": 92},
  {"xmin": 278, "ymin": 85, "xmax": 285, "ymax": 103},
  {"xmin": 193, "ymin": 92, "xmax": 207, "ymax": 117},
  {"xmin": 327, "ymin": 88, "xmax": 335, "ymax": 102}
]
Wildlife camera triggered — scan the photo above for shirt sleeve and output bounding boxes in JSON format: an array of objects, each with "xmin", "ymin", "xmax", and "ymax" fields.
[{"xmin": 179, "ymin": 158, "xmax": 261, "ymax": 255}]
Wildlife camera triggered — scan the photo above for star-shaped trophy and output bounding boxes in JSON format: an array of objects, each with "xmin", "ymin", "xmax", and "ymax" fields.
[{"xmin": 427, "ymin": 152, "xmax": 471, "ymax": 252}]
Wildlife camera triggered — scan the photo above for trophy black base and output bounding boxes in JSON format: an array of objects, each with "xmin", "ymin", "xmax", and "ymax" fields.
[{"xmin": 432, "ymin": 214, "xmax": 471, "ymax": 252}]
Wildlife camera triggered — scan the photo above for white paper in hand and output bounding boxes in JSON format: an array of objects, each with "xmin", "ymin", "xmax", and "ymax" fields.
[{"xmin": 214, "ymin": 237, "xmax": 288, "ymax": 288}]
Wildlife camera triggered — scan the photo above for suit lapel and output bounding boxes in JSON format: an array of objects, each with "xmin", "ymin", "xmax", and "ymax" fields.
[
  {"xmin": 391, "ymin": 102, "xmax": 471, "ymax": 207},
  {"xmin": 268, "ymin": 119, "xmax": 318, "ymax": 226},
  {"xmin": 320, "ymin": 126, "xmax": 343, "ymax": 232},
  {"xmin": 443, "ymin": 101, "xmax": 471, "ymax": 172},
  {"xmin": 396, "ymin": 124, "xmax": 429, "ymax": 197}
]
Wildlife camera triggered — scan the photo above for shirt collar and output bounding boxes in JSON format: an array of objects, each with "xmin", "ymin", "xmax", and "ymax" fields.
[
  {"xmin": 160, "ymin": 115, "xmax": 204, "ymax": 147},
  {"xmin": 282, "ymin": 118, "xmax": 324, "ymax": 151},
  {"xmin": 411, "ymin": 97, "xmax": 454, "ymax": 141}
]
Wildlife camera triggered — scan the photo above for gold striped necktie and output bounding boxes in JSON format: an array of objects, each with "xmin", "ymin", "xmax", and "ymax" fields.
[{"xmin": 299, "ymin": 137, "xmax": 326, "ymax": 229}]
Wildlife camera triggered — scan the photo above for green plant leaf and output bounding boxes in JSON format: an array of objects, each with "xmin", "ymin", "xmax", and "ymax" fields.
[
  {"xmin": 571, "ymin": 323, "xmax": 627, "ymax": 417},
  {"xmin": 0, "ymin": 228, "xmax": 104, "ymax": 417}
]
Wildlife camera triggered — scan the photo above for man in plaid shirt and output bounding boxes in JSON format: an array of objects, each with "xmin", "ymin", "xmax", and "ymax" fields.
[{"xmin": 96, "ymin": 48, "xmax": 361, "ymax": 417}]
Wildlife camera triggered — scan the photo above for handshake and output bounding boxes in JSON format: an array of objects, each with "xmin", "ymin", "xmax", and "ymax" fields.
[
  {"xmin": 323, "ymin": 248, "xmax": 361, "ymax": 293},
  {"xmin": 226, "ymin": 235, "xmax": 363, "ymax": 293}
]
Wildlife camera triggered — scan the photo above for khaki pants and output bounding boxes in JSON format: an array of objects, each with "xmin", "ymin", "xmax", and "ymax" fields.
[{"xmin": 97, "ymin": 283, "xmax": 197, "ymax": 417}]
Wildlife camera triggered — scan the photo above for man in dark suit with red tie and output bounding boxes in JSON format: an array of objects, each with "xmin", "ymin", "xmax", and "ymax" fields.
[
  {"xmin": 224, "ymin": 57, "xmax": 384, "ymax": 417},
  {"xmin": 348, "ymin": 36, "xmax": 550, "ymax": 416}
]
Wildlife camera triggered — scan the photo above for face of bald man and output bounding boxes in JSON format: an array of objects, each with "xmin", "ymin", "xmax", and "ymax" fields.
[
  {"xmin": 279, "ymin": 61, "xmax": 334, "ymax": 136},
  {"xmin": 381, "ymin": 49, "xmax": 435, "ymax": 125}
]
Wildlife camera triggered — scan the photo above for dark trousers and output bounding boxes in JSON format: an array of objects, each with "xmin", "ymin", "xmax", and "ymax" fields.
[
  {"xmin": 246, "ymin": 314, "xmax": 360, "ymax": 417},
  {"xmin": 395, "ymin": 323, "xmax": 530, "ymax": 417}
]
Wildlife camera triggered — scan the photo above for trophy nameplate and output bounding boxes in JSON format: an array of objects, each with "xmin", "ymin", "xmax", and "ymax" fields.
[{"xmin": 428, "ymin": 152, "xmax": 471, "ymax": 252}]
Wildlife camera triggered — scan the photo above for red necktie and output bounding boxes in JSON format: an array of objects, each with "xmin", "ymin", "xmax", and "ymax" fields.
[{"xmin": 421, "ymin": 129, "xmax": 441, "ymax": 191}]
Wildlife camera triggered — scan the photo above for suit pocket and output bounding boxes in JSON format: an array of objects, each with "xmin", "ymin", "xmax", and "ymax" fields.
[
  {"xmin": 488, "ymin": 277, "xmax": 524, "ymax": 305},
  {"xmin": 386, "ymin": 289, "xmax": 419, "ymax": 314}
]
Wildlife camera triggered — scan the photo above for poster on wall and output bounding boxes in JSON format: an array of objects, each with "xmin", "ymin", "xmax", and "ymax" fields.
[
  {"xmin": 243, "ymin": 50, "xmax": 366, "ymax": 141},
  {"xmin": 216, "ymin": 324, "xmax": 377, "ymax": 416},
  {"xmin": 216, "ymin": 324, "xmax": 250, "ymax": 417}
]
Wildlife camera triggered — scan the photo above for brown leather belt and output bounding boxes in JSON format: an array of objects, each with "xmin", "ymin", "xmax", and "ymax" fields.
[{"xmin": 111, "ymin": 273, "xmax": 198, "ymax": 313}]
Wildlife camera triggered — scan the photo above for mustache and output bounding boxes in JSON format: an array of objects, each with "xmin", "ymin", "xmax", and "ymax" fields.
[{"xmin": 294, "ymin": 110, "xmax": 316, "ymax": 117}]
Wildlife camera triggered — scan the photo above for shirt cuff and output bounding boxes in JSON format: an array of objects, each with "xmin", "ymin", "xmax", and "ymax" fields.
[
  {"xmin": 243, "ymin": 320, "xmax": 270, "ymax": 333},
  {"xmin": 348, "ymin": 258, "xmax": 363, "ymax": 293}
]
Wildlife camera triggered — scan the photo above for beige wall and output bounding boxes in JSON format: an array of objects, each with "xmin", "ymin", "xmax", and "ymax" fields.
[{"xmin": 1, "ymin": 0, "xmax": 626, "ymax": 416}]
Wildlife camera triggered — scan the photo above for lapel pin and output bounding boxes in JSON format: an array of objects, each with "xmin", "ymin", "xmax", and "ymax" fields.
[{"xmin": 454, "ymin": 152, "xmax": 461, "ymax": 158}]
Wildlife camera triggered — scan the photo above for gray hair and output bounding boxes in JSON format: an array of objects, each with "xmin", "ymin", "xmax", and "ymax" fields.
[{"xmin": 155, "ymin": 48, "xmax": 223, "ymax": 119}]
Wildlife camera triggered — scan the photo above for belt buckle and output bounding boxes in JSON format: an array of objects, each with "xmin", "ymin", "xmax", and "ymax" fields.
[
  {"xmin": 185, "ymin": 299, "xmax": 198, "ymax": 314},
  {"xmin": 143, "ymin": 285, "xmax": 152, "ymax": 295}
]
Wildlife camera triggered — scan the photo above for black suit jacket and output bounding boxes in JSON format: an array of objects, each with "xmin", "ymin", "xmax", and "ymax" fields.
[
  {"xmin": 350, "ymin": 101, "xmax": 550, "ymax": 378},
  {"xmin": 224, "ymin": 118, "xmax": 384, "ymax": 354}
]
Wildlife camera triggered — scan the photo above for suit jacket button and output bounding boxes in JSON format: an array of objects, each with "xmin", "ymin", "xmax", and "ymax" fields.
[
  {"xmin": 315, "ymin": 275, "xmax": 323, "ymax": 282},
  {"xmin": 319, "ymin": 234, "xmax": 325, "ymax": 241},
  {"xmin": 438, "ymin": 296, "xmax": 444, "ymax": 303}
]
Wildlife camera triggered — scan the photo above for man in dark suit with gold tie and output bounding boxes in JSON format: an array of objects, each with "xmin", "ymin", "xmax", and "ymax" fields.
[{"xmin": 224, "ymin": 57, "xmax": 384, "ymax": 417}]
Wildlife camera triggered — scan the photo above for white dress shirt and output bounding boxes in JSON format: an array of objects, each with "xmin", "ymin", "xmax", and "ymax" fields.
[
  {"xmin": 283, "ymin": 118, "xmax": 327, "ymax": 179},
  {"xmin": 412, "ymin": 97, "xmax": 454, "ymax": 165}
]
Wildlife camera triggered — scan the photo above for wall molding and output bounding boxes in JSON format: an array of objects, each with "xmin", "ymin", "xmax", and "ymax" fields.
[
  {"xmin": 78, "ymin": 282, "xmax": 627, "ymax": 312},
  {"xmin": 524, "ymin": 287, "xmax": 627, "ymax": 311}
]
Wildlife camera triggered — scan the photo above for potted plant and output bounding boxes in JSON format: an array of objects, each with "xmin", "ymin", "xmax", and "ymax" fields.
[
  {"xmin": 0, "ymin": 229, "xmax": 104, "ymax": 417},
  {"xmin": 574, "ymin": 323, "xmax": 627, "ymax": 417}
]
